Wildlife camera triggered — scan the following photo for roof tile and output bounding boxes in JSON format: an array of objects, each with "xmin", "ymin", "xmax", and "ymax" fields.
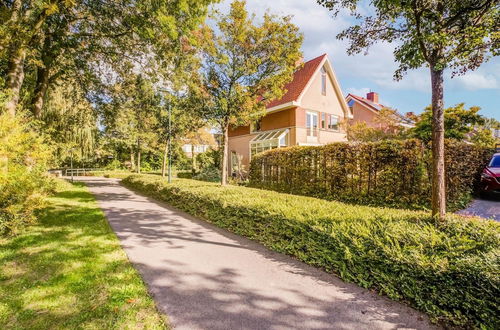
[{"xmin": 266, "ymin": 54, "xmax": 327, "ymax": 109}]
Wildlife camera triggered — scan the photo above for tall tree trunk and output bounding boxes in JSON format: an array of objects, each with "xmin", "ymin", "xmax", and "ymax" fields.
[
  {"xmin": 31, "ymin": 37, "xmax": 54, "ymax": 118},
  {"xmin": 161, "ymin": 142, "xmax": 168, "ymax": 177},
  {"xmin": 136, "ymin": 139, "xmax": 141, "ymax": 174},
  {"xmin": 191, "ymin": 144, "xmax": 196, "ymax": 175},
  {"xmin": 5, "ymin": 47, "xmax": 26, "ymax": 115},
  {"xmin": 430, "ymin": 67, "xmax": 446, "ymax": 221},
  {"xmin": 221, "ymin": 123, "xmax": 229, "ymax": 185},
  {"xmin": 31, "ymin": 64, "xmax": 50, "ymax": 118},
  {"xmin": 130, "ymin": 147, "xmax": 135, "ymax": 172}
]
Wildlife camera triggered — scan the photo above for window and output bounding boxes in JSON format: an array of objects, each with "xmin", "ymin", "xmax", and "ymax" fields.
[
  {"xmin": 490, "ymin": 156, "xmax": 500, "ymax": 168},
  {"xmin": 321, "ymin": 67, "xmax": 327, "ymax": 95},
  {"xmin": 306, "ymin": 111, "xmax": 318, "ymax": 137},
  {"xmin": 250, "ymin": 129, "xmax": 289, "ymax": 158},
  {"xmin": 347, "ymin": 99, "xmax": 355, "ymax": 116},
  {"xmin": 321, "ymin": 112, "xmax": 326, "ymax": 129},
  {"xmin": 231, "ymin": 151, "xmax": 240, "ymax": 173},
  {"xmin": 328, "ymin": 115, "xmax": 339, "ymax": 131}
]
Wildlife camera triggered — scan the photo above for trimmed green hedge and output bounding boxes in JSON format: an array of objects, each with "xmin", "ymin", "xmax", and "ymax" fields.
[
  {"xmin": 249, "ymin": 139, "xmax": 493, "ymax": 210},
  {"xmin": 121, "ymin": 174, "xmax": 499, "ymax": 329}
]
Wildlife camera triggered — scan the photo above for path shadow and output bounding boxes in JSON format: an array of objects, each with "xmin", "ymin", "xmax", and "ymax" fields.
[{"xmin": 80, "ymin": 177, "xmax": 439, "ymax": 330}]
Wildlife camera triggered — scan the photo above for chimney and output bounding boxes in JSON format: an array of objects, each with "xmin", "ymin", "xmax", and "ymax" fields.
[{"xmin": 366, "ymin": 92, "xmax": 379, "ymax": 103}]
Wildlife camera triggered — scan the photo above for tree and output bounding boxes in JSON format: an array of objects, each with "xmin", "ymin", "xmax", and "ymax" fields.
[
  {"xmin": 317, "ymin": 0, "xmax": 500, "ymax": 220},
  {"xmin": 41, "ymin": 82, "xmax": 98, "ymax": 165},
  {"xmin": 199, "ymin": 0, "xmax": 303, "ymax": 185},
  {"xmin": 0, "ymin": 0, "xmax": 216, "ymax": 117},
  {"xmin": 411, "ymin": 103, "xmax": 485, "ymax": 142},
  {"xmin": 347, "ymin": 108, "xmax": 409, "ymax": 142}
]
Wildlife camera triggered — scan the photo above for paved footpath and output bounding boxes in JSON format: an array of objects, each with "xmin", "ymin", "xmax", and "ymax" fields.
[{"xmin": 81, "ymin": 176, "xmax": 439, "ymax": 330}]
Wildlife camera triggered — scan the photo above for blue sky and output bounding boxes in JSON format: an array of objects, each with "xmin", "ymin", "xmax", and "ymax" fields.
[{"xmin": 213, "ymin": 0, "xmax": 500, "ymax": 120}]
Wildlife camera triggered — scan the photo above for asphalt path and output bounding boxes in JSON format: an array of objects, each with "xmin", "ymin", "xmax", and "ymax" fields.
[{"xmin": 81, "ymin": 176, "xmax": 439, "ymax": 330}]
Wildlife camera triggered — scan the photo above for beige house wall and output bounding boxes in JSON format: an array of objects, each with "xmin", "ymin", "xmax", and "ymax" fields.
[
  {"xmin": 350, "ymin": 102, "xmax": 380, "ymax": 128},
  {"xmin": 227, "ymin": 133, "xmax": 254, "ymax": 173},
  {"xmin": 301, "ymin": 67, "xmax": 346, "ymax": 118}
]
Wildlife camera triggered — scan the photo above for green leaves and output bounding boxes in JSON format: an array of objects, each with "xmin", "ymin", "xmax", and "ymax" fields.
[
  {"xmin": 318, "ymin": 0, "xmax": 500, "ymax": 76},
  {"xmin": 199, "ymin": 0, "xmax": 303, "ymax": 128}
]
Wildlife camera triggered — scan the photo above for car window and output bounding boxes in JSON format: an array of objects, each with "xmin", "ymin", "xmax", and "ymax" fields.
[{"xmin": 490, "ymin": 156, "xmax": 500, "ymax": 167}]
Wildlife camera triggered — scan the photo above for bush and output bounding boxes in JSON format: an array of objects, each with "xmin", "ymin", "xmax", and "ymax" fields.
[
  {"xmin": 249, "ymin": 139, "xmax": 492, "ymax": 210},
  {"xmin": 105, "ymin": 159, "xmax": 122, "ymax": 170},
  {"xmin": 176, "ymin": 171, "xmax": 193, "ymax": 179},
  {"xmin": 193, "ymin": 167, "xmax": 221, "ymax": 182},
  {"xmin": 0, "ymin": 113, "xmax": 54, "ymax": 235},
  {"xmin": 122, "ymin": 174, "xmax": 499, "ymax": 328}
]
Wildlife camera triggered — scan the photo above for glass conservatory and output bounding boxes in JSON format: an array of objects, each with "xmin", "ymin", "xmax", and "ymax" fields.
[{"xmin": 250, "ymin": 128, "xmax": 289, "ymax": 158}]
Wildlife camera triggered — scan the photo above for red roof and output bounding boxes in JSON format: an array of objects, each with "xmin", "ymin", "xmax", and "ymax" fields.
[
  {"xmin": 266, "ymin": 54, "xmax": 327, "ymax": 109},
  {"xmin": 347, "ymin": 94, "xmax": 385, "ymax": 112}
]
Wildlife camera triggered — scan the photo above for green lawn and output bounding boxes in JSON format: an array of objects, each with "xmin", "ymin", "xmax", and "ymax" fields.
[{"xmin": 0, "ymin": 180, "xmax": 167, "ymax": 329}]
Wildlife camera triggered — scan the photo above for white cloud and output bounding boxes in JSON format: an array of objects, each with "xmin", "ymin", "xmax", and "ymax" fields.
[
  {"xmin": 452, "ymin": 72, "xmax": 499, "ymax": 91},
  {"xmin": 345, "ymin": 87, "xmax": 370, "ymax": 96},
  {"xmin": 212, "ymin": 0, "xmax": 498, "ymax": 94}
]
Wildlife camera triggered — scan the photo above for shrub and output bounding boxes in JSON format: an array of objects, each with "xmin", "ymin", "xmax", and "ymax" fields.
[
  {"xmin": 0, "ymin": 113, "xmax": 54, "ymax": 235},
  {"xmin": 193, "ymin": 167, "xmax": 221, "ymax": 182},
  {"xmin": 121, "ymin": 174, "xmax": 499, "ymax": 329},
  {"xmin": 249, "ymin": 139, "xmax": 492, "ymax": 210},
  {"xmin": 105, "ymin": 159, "xmax": 122, "ymax": 170},
  {"xmin": 176, "ymin": 171, "xmax": 193, "ymax": 179}
]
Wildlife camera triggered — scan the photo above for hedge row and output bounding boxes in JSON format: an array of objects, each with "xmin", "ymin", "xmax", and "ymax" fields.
[
  {"xmin": 121, "ymin": 174, "xmax": 500, "ymax": 328},
  {"xmin": 249, "ymin": 139, "xmax": 493, "ymax": 210}
]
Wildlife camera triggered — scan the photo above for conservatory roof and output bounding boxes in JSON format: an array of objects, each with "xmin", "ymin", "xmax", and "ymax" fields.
[{"xmin": 251, "ymin": 129, "xmax": 289, "ymax": 143}]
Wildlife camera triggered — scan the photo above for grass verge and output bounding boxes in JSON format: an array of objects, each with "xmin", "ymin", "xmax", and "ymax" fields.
[
  {"xmin": 0, "ymin": 179, "xmax": 167, "ymax": 329},
  {"xmin": 122, "ymin": 174, "xmax": 499, "ymax": 329}
]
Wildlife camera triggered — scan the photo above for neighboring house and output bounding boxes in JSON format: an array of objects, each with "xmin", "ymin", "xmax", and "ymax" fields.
[
  {"xmin": 181, "ymin": 144, "xmax": 212, "ymax": 158},
  {"xmin": 181, "ymin": 128, "xmax": 219, "ymax": 158},
  {"xmin": 228, "ymin": 54, "xmax": 351, "ymax": 172},
  {"xmin": 346, "ymin": 92, "xmax": 414, "ymax": 129}
]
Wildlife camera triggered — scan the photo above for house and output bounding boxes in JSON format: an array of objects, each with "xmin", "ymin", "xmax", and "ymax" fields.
[
  {"xmin": 346, "ymin": 92, "xmax": 414, "ymax": 128},
  {"xmin": 228, "ymin": 54, "xmax": 351, "ymax": 173},
  {"xmin": 181, "ymin": 128, "xmax": 219, "ymax": 158},
  {"xmin": 181, "ymin": 144, "xmax": 212, "ymax": 157}
]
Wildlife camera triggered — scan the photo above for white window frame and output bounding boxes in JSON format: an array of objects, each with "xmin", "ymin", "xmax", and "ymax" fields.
[
  {"xmin": 306, "ymin": 111, "xmax": 318, "ymax": 137},
  {"xmin": 249, "ymin": 129, "xmax": 289, "ymax": 159},
  {"xmin": 328, "ymin": 114, "xmax": 340, "ymax": 131},
  {"xmin": 321, "ymin": 67, "xmax": 327, "ymax": 95}
]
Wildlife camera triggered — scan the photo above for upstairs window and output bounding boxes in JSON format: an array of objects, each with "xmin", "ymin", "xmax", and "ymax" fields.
[
  {"xmin": 321, "ymin": 67, "xmax": 327, "ymax": 95},
  {"xmin": 347, "ymin": 99, "xmax": 355, "ymax": 116}
]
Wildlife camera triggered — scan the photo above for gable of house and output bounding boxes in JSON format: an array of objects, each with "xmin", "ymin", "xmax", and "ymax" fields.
[{"xmin": 266, "ymin": 54, "xmax": 351, "ymax": 119}]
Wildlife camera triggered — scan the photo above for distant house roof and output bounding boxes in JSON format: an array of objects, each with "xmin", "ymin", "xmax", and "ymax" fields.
[
  {"xmin": 266, "ymin": 54, "xmax": 327, "ymax": 109},
  {"xmin": 346, "ymin": 93, "xmax": 414, "ymax": 127},
  {"xmin": 346, "ymin": 93, "xmax": 386, "ymax": 112}
]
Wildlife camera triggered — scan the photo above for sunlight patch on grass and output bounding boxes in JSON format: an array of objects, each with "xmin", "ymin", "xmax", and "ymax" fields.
[{"xmin": 0, "ymin": 180, "xmax": 167, "ymax": 329}]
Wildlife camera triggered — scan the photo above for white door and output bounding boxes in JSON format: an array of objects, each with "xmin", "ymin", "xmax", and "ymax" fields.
[{"xmin": 306, "ymin": 111, "xmax": 318, "ymax": 141}]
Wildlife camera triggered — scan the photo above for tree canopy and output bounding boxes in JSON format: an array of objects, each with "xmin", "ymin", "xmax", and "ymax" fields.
[{"xmin": 198, "ymin": 0, "xmax": 303, "ymax": 184}]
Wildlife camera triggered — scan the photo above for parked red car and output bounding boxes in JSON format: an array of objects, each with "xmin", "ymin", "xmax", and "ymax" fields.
[{"xmin": 480, "ymin": 153, "xmax": 500, "ymax": 195}]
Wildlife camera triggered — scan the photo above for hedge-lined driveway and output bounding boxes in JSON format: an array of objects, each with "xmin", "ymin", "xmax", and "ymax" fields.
[{"xmin": 82, "ymin": 176, "xmax": 437, "ymax": 330}]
